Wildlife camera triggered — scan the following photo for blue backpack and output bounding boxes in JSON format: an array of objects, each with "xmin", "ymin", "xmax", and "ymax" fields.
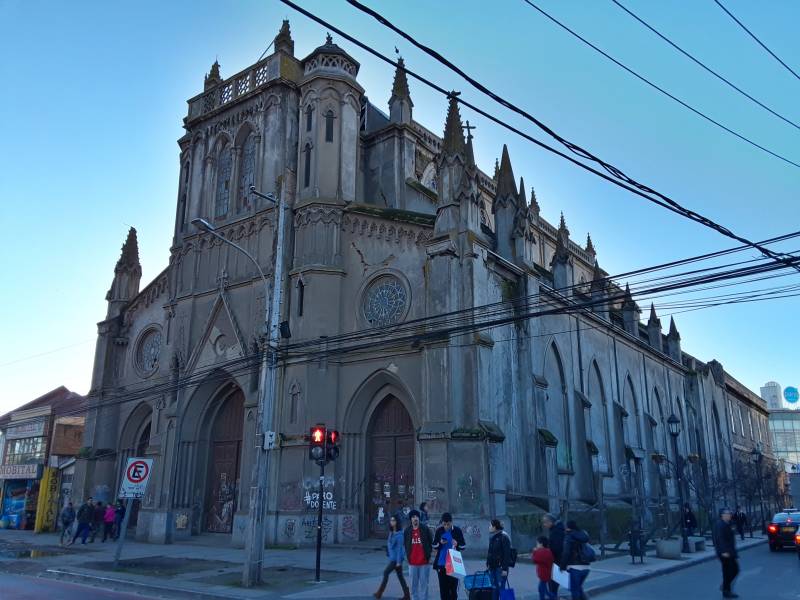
[{"xmin": 579, "ymin": 541, "xmax": 597, "ymax": 564}]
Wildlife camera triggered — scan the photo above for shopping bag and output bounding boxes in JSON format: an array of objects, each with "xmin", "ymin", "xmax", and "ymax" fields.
[
  {"xmin": 499, "ymin": 578, "xmax": 516, "ymax": 600},
  {"xmin": 464, "ymin": 570, "xmax": 492, "ymax": 590},
  {"xmin": 445, "ymin": 548, "xmax": 467, "ymax": 579},
  {"xmin": 552, "ymin": 567, "xmax": 570, "ymax": 590}
]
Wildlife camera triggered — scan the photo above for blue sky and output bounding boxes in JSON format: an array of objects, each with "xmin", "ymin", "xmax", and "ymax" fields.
[{"xmin": 0, "ymin": 0, "xmax": 798, "ymax": 414}]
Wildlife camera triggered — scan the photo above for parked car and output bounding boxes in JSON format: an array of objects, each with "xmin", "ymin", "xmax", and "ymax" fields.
[{"xmin": 767, "ymin": 513, "xmax": 798, "ymax": 551}]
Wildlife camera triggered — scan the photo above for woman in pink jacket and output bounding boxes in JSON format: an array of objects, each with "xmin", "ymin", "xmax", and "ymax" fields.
[{"xmin": 102, "ymin": 503, "xmax": 116, "ymax": 542}]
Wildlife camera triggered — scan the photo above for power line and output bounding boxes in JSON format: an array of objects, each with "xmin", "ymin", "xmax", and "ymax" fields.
[
  {"xmin": 334, "ymin": 0, "xmax": 800, "ymax": 276},
  {"xmin": 516, "ymin": 0, "xmax": 800, "ymax": 169},
  {"xmin": 713, "ymin": 0, "xmax": 800, "ymax": 83},
  {"xmin": 611, "ymin": 0, "xmax": 800, "ymax": 131}
]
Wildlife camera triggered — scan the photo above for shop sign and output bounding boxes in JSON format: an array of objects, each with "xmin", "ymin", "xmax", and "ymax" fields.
[
  {"xmin": 0, "ymin": 464, "xmax": 42, "ymax": 480},
  {"xmin": 6, "ymin": 420, "xmax": 45, "ymax": 440},
  {"xmin": 34, "ymin": 467, "xmax": 59, "ymax": 532}
]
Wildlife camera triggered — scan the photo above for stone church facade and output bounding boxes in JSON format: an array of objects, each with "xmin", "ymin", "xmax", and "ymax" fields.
[{"xmin": 74, "ymin": 22, "xmax": 772, "ymax": 549}]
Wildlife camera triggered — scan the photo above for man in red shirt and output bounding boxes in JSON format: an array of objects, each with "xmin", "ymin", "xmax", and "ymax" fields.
[{"xmin": 403, "ymin": 509, "xmax": 433, "ymax": 600}]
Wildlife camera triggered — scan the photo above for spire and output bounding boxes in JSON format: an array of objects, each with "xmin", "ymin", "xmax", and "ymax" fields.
[
  {"xmin": 494, "ymin": 144, "xmax": 517, "ymax": 199},
  {"xmin": 585, "ymin": 233, "xmax": 596, "ymax": 255},
  {"xmin": 517, "ymin": 176, "xmax": 526, "ymax": 206},
  {"xmin": 389, "ymin": 57, "xmax": 413, "ymax": 107},
  {"xmin": 591, "ymin": 260, "xmax": 604, "ymax": 286},
  {"xmin": 274, "ymin": 19, "xmax": 294, "ymax": 55},
  {"xmin": 204, "ymin": 60, "xmax": 222, "ymax": 90},
  {"xmin": 668, "ymin": 316, "xmax": 681, "ymax": 339},
  {"xmin": 529, "ymin": 187, "xmax": 540, "ymax": 213},
  {"xmin": 558, "ymin": 212, "xmax": 569, "ymax": 237},
  {"xmin": 493, "ymin": 158, "xmax": 499, "ymax": 180},
  {"xmin": 116, "ymin": 227, "xmax": 141, "ymax": 274},
  {"xmin": 442, "ymin": 93, "xmax": 466, "ymax": 155},
  {"xmin": 465, "ymin": 121, "xmax": 476, "ymax": 167},
  {"xmin": 648, "ymin": 303, "xmax": 660, "ymax": 326},
  {"xmin": 622, "ymin": 283, "xmax": 634, "ymax": 305}
]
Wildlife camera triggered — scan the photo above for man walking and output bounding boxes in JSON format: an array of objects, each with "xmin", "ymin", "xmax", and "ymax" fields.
[
  {"xmin": 559, "ymin": 520, "xmax": 591, "ymax": 600},
  {"xmin": 432, "ymin": 512, "xmax": 466, "ymax": 600},
  {"xmin": 404, "ymin": 509, "xmax": 433, "ymax": 600},
  {"xmin": 71, "ymin": 498, "xmax": 94, "ymax": 545},
  {"xmin": 542, "ymin": 513, "xmax": 565, "ymax": 597},
  {"xmin": 59, "ymin": 502, "xmax": 75, "ymax": 545},
  {"xmin": 733, "ymin": 507, "xmax": 748, "ymax": 541},
  {"xmin": 714, "ymin": 508, "xmax": 739, "ymax": 599}
]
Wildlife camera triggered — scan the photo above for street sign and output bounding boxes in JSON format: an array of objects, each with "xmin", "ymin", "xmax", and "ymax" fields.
[
  {"xmin": 784, "ymin": 387, "xmax": 799, "ymax": 404},
  {"xmin": 118, "ymin": 458, "xmax": 153, "ymax": 499}
]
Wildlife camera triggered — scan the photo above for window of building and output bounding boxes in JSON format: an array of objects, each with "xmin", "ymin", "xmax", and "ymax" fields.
[
  {"xmin": 305, "ymin": 105, "xmax": 313, "ymax": 132},
  {"xmin": 748, "ymin": 411, "xmax": 754, "ymax": 440},
  {"xmin": 297, "ymin": 280, "xmax": 305, "ymax": 317},
  {"xmin": 4, "ymin": 436, "xmax": 46, "ymax": 465},
  {"xmin": 237, "ymin": 133, "xmax": 256, "ymax": 209},
  {"xmin": 303, "ymin": 143, "xmax": 312, "ymax": 188},
  {"xmin": 729, "ymin": 400, "xmax": 736, "ymax": 434},
  {"xmin": 738, "ymin": 406, "xmax": 745, "ymax": 438},
  {"xmin": 215, "ymin": 146, "xmax": 232, "ymax": 217},
  {"xmin": 324, "ymin": 110, "xmax": 335, "ymax": 142}
]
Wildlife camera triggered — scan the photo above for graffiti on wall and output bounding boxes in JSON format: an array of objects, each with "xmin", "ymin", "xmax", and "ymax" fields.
[
  {"xmin": 284, "ymin": 518, "xmax": 297, "ymax": 539},
  {"xmin": 456, "ymin": 473, "xmax": 482, "ymax": 514},
  {"xmin": 341, "ymin": 515, "xmax": 357, "ymax": 540},
  {"xmin": 302, "ymin": 515, "xmax": 332, "ymax": 541}
]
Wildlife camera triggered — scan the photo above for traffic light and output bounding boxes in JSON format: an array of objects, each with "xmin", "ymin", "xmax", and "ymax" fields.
[
  {"xmin": 309, "ymin": 425, "xmax": 326, "ymax": 462},
  {"xmin": 326, "ymin": 429, "xmax": 340, "ymax": 462}
]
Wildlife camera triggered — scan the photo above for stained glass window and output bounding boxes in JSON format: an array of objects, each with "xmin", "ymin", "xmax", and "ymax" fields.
[
  {"xmin": 238, "ymin": 134, "xmax": 256, "ymax": 209},
  {"xmin": 303, "ymin": 143, "xmax": 311, "ymax": 188},
  {"xmin": 363, "ymin": 276, "xmax": 407, "ymax": 327},
  {"xmin": 215, "ymin": 146, "xmax": 232, "ymax": 217},
  {"xmin": 325, "ymin": 110, "xmax": 335, "ymax": 142},
  {"xmin": 306, "ymin": 105, "xmax": 313, "ymax": 132},
  {"xmin": 138, "ymin": 329, "xmax": 162, "ymax": 376}
]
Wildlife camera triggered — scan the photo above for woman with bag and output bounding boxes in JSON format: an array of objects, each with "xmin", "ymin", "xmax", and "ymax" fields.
[
  {"xmin": 374, "ymin": 516, "xmax": 411, "ymax": 599},
  {"xmin": 558, "ymin": 520, "xmax": 591, "ymax": 600},
  {"xmin": 486, "ymin": 519, "xmax": 512, "ymax": 600},
  {"xmin": 432, "ymin": 512, "xmax": 466, "ymax": 600}
]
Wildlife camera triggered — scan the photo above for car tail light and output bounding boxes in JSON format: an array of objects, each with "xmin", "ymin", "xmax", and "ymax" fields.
[
  {"xmin": 795, "ymin": 534, "xmax": 800, "ymax": 544},
  {"xmin": 768, "ymin": 524, "xmax": 778, "ymax": 534}
]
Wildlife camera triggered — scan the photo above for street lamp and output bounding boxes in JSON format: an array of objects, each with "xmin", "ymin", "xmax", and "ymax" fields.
[
  {"xmin": 191, "ymin": 184, "xmax": 287, "ymax": 588},
  {"xmin": 667, "ymin": 413, "xmax": 691, "ymax": 553},
  {"xmin": 751, "ymin": 443, "xmax": 766, "ymax": 534}
]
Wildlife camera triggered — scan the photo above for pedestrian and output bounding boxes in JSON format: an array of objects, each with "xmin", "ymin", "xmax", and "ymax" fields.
[
  {"xmin": 404, "ymin": 509, "xmax": 433, "ymax": 600},
  {"xmin": 684, "ymin": 503, "xmax": 698, "ymax": 538},
  {"xmin": 102, "ymin": 502, "xmax": 116, "ymax": 542},
  {"xmin": 59, "ymin": 502, "xmax": 75, "ymax": 545},
  {"xmin": 419, "ymin": 502, "xmax": 430, "ymax": 527},
  {"xmin": 713, "ymin": 508, "xmax": 739, "ymax": 599},
  {"xmin": 395, "ymin": 500, "xmax": 408, "ymax": 529},
  {"xmin": 486, "ymin": 519, "xmax": 512, "ymax": 600},
  {"xmin": 532, "ymin": 536, "xmax": 556, "ymax": 600},
  {"xmin": 374, "ymin": 515, "xmax": 411, "ymax": 599},
  {"xmin": 733, "ymin": 506, "xmax": 747, "ymax": 541},
  {"xmin": 89, "ymin": 500, "xmax": 104, "ymax": 542},
  {"xmin": 558, "ymin": 520, "xmax": 591, "ymax": 600},
  {"xmin": 432, "ymin": 512, "xmax": 466, "ymax": 600},
  {"xmin": 71, "ymin": 498, "xmax": 94, "ymax": 545},
  {"xmin": 114, "ymin": 501, "xmax": 126, "ymax": 539},
  {"xmin": 542, "ymin": 513, "xmax": 565, "ymax": 598}
]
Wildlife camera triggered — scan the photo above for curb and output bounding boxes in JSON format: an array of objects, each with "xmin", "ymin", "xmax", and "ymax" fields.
[
  {"xmin": 44, "ymin": 568, "xmax": 251, "ymax": 600},
  {"xmin": 586, "ymin": 538, "xmax": 765, "ymax": 597}
]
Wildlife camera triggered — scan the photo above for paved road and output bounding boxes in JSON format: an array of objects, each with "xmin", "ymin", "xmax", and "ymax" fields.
[
  {"xmin": 595, "ymin": 543, "xmax": 799, "ymax": 600},
  {"xmin": 0, "ymin": 573, "xmax": 153, "ymax": 600}
]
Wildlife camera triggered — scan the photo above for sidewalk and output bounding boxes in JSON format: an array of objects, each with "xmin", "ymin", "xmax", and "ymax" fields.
[{"xmin": 0, "ymin": 529, "xmax": 768, "ymax": 599}]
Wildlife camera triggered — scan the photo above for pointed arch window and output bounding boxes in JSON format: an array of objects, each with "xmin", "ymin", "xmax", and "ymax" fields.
[
  {"xmin": 303, "ymin": 143, "xmax": 312, "ymax": 188},
  {"xmin": 324, "ymin": 109, "xmax": 335, "ymax": 142},
  {"xmin": 297, "ymin": 280, "xmax": 305, "ymax": 317},
  {"xmin": 237, "ymin": 133, "xmax": 256, "ymax": 209},
  {"xmin": 215, "ymin": 146, "xmax": 232, "ymax": 217},
  {"xmin": 305, "ymin": 105, "xmax": 313, "ymax": 132}
]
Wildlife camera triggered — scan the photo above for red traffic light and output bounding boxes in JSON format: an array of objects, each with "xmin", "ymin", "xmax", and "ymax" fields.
[
  {"xmin": 327, "ymin": 429, "xmax": 339, "ymax": 445},
  {"xmin": 310, "ymin": 426, "xmax": 326, "ymax": 445}
]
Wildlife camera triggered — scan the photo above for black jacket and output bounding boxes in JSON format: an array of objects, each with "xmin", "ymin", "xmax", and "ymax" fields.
[
  {"xmin": 560, "ymin": 528, "xmax": 590, "ymax": 570},
  {"xmin": 486, "ymin": 531, "xmax": 512, "ymax": 570},
  {"xmin": 76, "ymin": 503, "xmax": 93, "ymax": 524},
  {"xmin": 684, "ymin": 510, "xmax": 698, "ymax": 529},
  {"xmin": 733, "ymin": 512, "xmax": 748, "ymax": 530},
  {"xmin": 713, "ymin": 519, "xmax": 738, "ymax": 559},
  {"xmin": 548, "ymin": 521, "xmax": 566, "ymax": 564},
  {"xmin": 404, "ymin": 524, "xmax": 434, "ymax": 563},
  {"xmin": 432, "ymin": 525, "xmax": 467, "ymax": 568}
]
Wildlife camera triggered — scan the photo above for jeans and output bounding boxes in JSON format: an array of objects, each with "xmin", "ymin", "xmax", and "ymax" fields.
[
  {"xmin": 409, "ymin": 564, "xmax": 430, "ymax": 600},
  {"xmin": 539, "ymin": 580, "xmax": 556, "ymax": 600},
  {"xmin": 568, "ymin": 568, "xmax": 589, "ymax": 600},
  {"xmin": 60, "ymin": 521, "xmax": 74, "ymax": 544},
  {"xmin": 72, "ymin": 523, "xmax": 91, "ymax": 544},
  {"xmin": 380, "ymin": 561, "xmax": 408, "ymax": 592},
  {"xmin": 102, "ymin": 522, "xmax": 115, "ymax": 542},
  {"xmin": 488, "ymin": 567, "xmax": 506, "ymax": 600},
  {"xmin": 720, "ymin": 556, "xmax": 739, "ymax": 593},
  {"xmin": 436, "ymin": 567, "xmax": 458, "ymax": 600}
]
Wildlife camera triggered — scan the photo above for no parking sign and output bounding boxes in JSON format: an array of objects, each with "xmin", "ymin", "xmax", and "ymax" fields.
[{"xmin": 118, "ymin": 458, "xmax": 153, "ymax": 499}]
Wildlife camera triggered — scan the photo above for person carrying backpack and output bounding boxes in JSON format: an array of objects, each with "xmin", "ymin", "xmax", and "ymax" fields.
[{"xmin": 558, "ymin": 520, "xmax": 593, "ymax": 600}]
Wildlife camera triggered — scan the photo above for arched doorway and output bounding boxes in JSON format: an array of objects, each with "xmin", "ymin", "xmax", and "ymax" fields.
[
  {"xmin": 367, "ymin": 396, "xmax": 414, "ymax": 538},
  {"xmin": 204, "ymin": 389, "xmax": 244, "ymax": 533},
  {"xmin": 128, "ymin": 422, "xmax": 151, "ymax": 528}
]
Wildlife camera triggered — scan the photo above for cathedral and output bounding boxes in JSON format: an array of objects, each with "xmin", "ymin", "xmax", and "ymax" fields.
[{"xmin": 75, "ymin": 21, "xmax": 773, "ymax": 549}]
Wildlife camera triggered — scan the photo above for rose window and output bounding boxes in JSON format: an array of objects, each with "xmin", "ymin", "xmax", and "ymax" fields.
[{"xmin": 363, "ymin": 277, "xmax": 408, "ymax": 327}]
